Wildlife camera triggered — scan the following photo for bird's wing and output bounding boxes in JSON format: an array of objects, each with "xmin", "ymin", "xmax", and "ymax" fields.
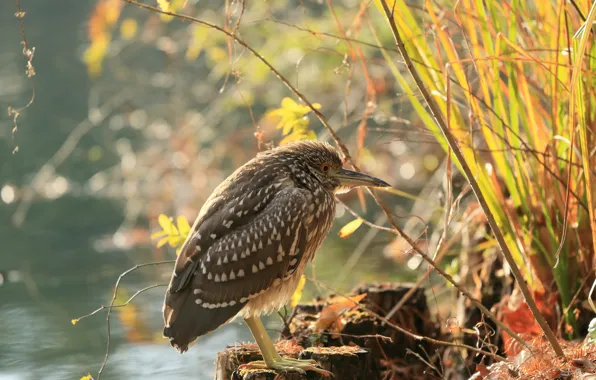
[
  {"xmin": 163, "ymin": 185, "xmax": 311, "ymax": 351},
  {"xmin": 191, "ymin": 187, "xmax": 310, "ymax": 305},
  {"xmin": 169, "ymin": 159, "xmax": 289, "ymax": 293}
]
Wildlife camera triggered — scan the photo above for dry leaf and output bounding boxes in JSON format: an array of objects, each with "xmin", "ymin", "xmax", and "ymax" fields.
[{"xmin": 315, "ymin": 293, "xmax": 367, "ymax": 332}]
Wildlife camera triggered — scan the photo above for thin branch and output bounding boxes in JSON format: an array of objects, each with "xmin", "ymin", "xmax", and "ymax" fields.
[
  {"xmin": 95, "ymin": 260, "xmax": 174, "ymax": 380},
  {"xmin": 72, "ymin": 284, "xmax": 166, "ymax": 324},
  {"xmin": 378, "ymin": 0, "xmax": 563, "ymax": 357}
]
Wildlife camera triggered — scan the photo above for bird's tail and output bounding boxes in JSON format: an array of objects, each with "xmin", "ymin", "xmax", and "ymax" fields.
[{"xmin": 162, "ymin": 286, "xmax": 243, "ymax": 353}]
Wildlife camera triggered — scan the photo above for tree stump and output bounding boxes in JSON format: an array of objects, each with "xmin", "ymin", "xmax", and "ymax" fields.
[
  {"xmin": 281, "ymin": 283, "xmax": 438, "ymax": 378},
  {"xmin": 215, "ymin": 343, "xmax": 377, "ymax": 380}
]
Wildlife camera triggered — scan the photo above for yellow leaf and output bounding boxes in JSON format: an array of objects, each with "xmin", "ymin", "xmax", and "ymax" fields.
[
  {"xmin": 151, "ymin": 230, "xmax": 167, "ymax": 239},
  {"xmin": 158, "ymin": 214, "xmax": 177, "ymax": 235},
  {"xmin": 338, "ymin": 218, "xmax": 364, "ymax": 238},
  {"xmin": 177, "ymin": 216, "xmax": 191, "ymax": 239},
  {"xmin": 156, "ymin": 236, "xmax": 169, "ymax": 248},
  {"xmin": 71, "ymin": 318, "xmax": 79, "ymax": 325},
  {"xmin": 156, "ymin": 0, "xmax": 174, "ymax": 22},
  {"xmin": 80, "ymin": 374, "xmax": 93, "ymax": 380},
  {"xmin": 168, "ymin": 235, "xmax": 184, "ymax": 248},
  {"xmin": 119, "ymin": 18, "xmax": 137, "ymax": 41},
  {"xmin": 156, "ymin": 0, "xmax": 170, "ymax": 11},
  {"xmin": 290, "ymin": 275, "xmax": 306, "ymax": 307},
  {"xmin": 281, "ymin": 97, "xmax": 297, "ymax": 109}
]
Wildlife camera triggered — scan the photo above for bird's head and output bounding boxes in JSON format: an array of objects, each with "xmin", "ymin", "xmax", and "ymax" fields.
[{"xmin": 269, "ymin": 140, "xmax": 391, "ymax": 193}]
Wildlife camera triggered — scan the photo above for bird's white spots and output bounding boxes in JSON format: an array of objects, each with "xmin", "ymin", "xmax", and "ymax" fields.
[
  {"xmin": 272, "ymin": 226, "xmax": 277, "ymax": 235},
  {"xmin": 238, "ymin": 240, "xmax": 242, "ymax": 247},
  {"xmin": 217, "ymin": 257, "xmax": 222, "ymax": 265},
  {"xmin": 240, "ymin": 297, "xmax": 248, "ymax": 303},
  {"xmin": 221, "ymin": 302, "xmax": 228, "ymax": 307},
  {"xmin": 308, "ymin": 204, "xmax": 315, "ymax": 213},
  {"xmin": 195, "ymin": 298, "xmax": 203, "ymax": 305},
  {"xmin": 193, "ymin": 289, "xmax": 202, "ymax": 295},
  {"xmin": 274, "ymin": 182, "xmax": 282, "ymax": 189},
  {"xmin": 187, "ymin": 257, "xmax": 194, "ymax": 263},
  {"xmin": 211, "ymin": 234, "xmax": 217, "ymax": 239},
  {"xmin": 266, "ymin": 257, "xmax": 273, "ymax": 266},
  {"xmin": 259, "ymin": 261, "xmax": 266, "ymax": 270},
  {"xmin": 195, "ymin": 246, "xmax": 201, "ymax": 252},
  {"xmin": 252, "ymin": 264, "xmax": 259, "ymax": 273},
  {"xmin": 229, "ymin": 300, "xmax": 236, "ymax": 306},
  {"xmin": 280, "ymin": 220, "xmax": 285, "ymax": 227},
  {"xmin": 272, "ymin": 278, "xmax": 281, "ymax": 286},
  {"xmin": 230, "ymin": 270, "xmax": 236, "ymax": 280},
  {"xmin": 238, "ymin": 269, "xmax": 245, "ymax": 277},
  {"xmin": 239, "ymin": 199, "xmax": 244, "ymax": 206},
  {"xmin": 232, "ymin": 253, "xmax": 238, "ymax": 262},
  {"xmin": 230, "ymin": 242, "xmax": 235, "ymax": 249},
  {"xmin": 229, "ymin": 207, "xmax": 235, "ymax": 214},
  {"xmin": 202, "ymin": 266, "xmax": 207, "ymax": 274},
  {"xmin": 208, "ymin": 272, "xmax": 213, "ymax": 280},
  {"xmin": 214, "ymin": 274, "xmax": 221, "ymax": 282},
  {"xmin": 243, "ymin": 210, "xmax": 249, "ymax": 216},
  {"xmin": 258, "ymin": 241, "xmax": 263, "ymax": 249},
  {"xmin": 276, "ymin": 233, "xmax": 282, "ymax": 241},
  {"xmin": 223, "ymin": 255, "xmax": 229, "ymax": 264},
  {"xmin": 290, "ymin": 258, "xmax": 298, "ymax": 266},
  {"xmin": 257, "ymin": 189, "xmax": 262, "ymax": 196},
  {"xmin": 245, "ymin": 248, "xmax": 251, "ymax": 257},
  {"xmin": 251, "ymin": 243, "xmax": 257, "ymax": 252},
  {"xmin": 237, "ymin": 211, "xmax": 243, "ymax": 217},
  {"xmin": 277, "ymin": 253, "xmax": 284, "ymax": 262},
  {"xmin": 197, "ymin": 233, "xmax": 202, "ymax": 240},
  {"xmin": 221, "ymin": 273, "xmax": 227, "ymax": 282},
  {"xmin": 267, "ymin": 238, "xmax": 272, "ymax": 245},
  {"xmin": 223, "ymin": 220, "xmax": 233, "ymax": 228},
  {"xmin": 286, "ymin": 227, "xmax": 291, "ymax": 236}
]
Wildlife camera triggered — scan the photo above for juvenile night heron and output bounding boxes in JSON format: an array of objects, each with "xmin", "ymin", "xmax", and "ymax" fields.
[{"xmin": 163, "ymin": 140, "xmax": 390, "ymax": 375}]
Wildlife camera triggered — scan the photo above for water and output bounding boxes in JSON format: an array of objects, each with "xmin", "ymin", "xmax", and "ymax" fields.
[{"xmin": 0, "ymin": 3, "xmax": 409, "ymax": 379}]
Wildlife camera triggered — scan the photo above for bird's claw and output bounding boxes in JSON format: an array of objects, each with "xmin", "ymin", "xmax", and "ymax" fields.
[{"xmin": 238, "ymin": 358, "xmax": 333, "ymax": 377}]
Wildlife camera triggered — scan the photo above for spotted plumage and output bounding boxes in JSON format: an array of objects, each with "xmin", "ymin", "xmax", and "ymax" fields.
[{"xmin": 162, "ymin": 140, "xmax": 390, "ymax": 353}]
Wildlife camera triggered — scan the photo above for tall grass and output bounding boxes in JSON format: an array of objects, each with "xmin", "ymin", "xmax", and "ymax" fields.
[{"xmin": 374, "ymin": 0, "xmax": 596, "ymax": 338}]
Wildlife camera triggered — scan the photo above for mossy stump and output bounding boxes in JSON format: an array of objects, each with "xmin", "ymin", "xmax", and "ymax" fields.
[{"xmin": 215, "ymin": 343, "xmax": 376, "ymax": 380}]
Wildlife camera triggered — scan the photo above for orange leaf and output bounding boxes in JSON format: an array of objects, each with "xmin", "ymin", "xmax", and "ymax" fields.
[{"xmin": 315, "ymin": 293, "xmax": 367, "ymax": 332}]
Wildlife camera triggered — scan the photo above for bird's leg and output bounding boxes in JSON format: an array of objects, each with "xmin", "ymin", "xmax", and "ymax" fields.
[{"xmin": 241, "ymin": 316, "xmax": 332, "ymax": 377}]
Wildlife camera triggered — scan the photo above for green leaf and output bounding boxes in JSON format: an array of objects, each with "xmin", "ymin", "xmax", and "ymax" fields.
[{"xmin": 587, "ymin": 318, "xmax": 596, "ymax": 346}]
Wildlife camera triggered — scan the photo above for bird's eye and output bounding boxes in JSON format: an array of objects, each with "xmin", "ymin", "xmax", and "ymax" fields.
[{"xmin": 321, "ymin": 163, "xmax": 330, "ymax": 174}]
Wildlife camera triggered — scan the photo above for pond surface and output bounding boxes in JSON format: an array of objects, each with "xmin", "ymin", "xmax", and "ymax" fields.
[{"xmin": 0, "ymin": 3, "xmax": 408, "ymax": 379}]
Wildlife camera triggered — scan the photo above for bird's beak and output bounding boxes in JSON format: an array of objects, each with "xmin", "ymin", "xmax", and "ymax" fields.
[{"xmin": 334, "ymin": 168, "xmax": 391, "ymax": 188}]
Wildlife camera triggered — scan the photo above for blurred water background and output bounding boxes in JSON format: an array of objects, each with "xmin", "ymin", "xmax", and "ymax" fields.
[{"xmin": 0, "ymin": 1, "xmax": 447, "ymax": 379}]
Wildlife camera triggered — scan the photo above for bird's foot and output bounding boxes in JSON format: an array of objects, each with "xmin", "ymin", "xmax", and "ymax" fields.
[{"xmin": 238, "ymin": 357, "xmax": 333, "ymax": 377}]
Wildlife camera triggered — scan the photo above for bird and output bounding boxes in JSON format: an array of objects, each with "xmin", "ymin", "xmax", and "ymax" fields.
[{"xmin": 162, "ymin": 140, "xmax": 390, "ymax": 375}]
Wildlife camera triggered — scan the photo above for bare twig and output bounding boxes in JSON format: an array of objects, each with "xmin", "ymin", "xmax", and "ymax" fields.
[
  {"xmin": 378, "ymin": 0, "xmax": 563, "ymax": 357},
  {"xmin": 95, "ymin": 260, "xmax": 174, "ymax": 380},
  {"xmin": 72, "ymin": 284, "xmax": 167, "ymax": 325},
  {"xmin": 9, "ymin": 0, "xmax": 36, "ymax": 154}
]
